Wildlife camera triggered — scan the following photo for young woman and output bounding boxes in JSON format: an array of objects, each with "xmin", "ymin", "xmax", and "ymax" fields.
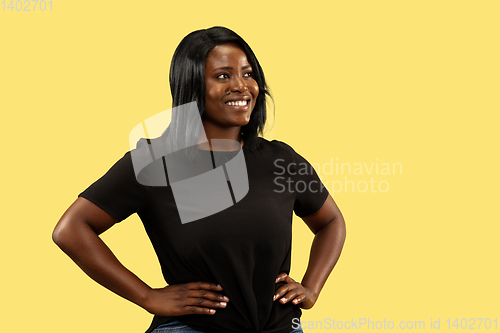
[{"xmin": 53, "ymin": 26, "xmax": 346, "ymax": 333}]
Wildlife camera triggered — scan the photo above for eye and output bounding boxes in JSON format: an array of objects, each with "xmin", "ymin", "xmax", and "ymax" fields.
[
  {"xmin": 216, "ymin": 73, "xmax": 229, "ymax": 79},
  {"xmin": 244, "ymin": 71, "xmax": 253, "ymax": 78}
]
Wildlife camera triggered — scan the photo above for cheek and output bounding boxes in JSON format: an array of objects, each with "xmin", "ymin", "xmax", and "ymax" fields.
[
  {"xmin": 250, "ymin": 82, "xmax": 260, "ymax": 99},
  {"xmin": 206, "ymin": 89, "xmax": 221, "ymax": 104}
]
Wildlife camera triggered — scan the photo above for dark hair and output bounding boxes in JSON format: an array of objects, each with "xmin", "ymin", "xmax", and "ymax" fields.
[{"xmin": 164, "ymin": 26, "xmax": 272, "ymax": 155}]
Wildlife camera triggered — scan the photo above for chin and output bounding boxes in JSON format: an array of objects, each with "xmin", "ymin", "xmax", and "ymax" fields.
[{"xmin": 234, "ymin": 116, "xmax": 252, "ymax": 127}]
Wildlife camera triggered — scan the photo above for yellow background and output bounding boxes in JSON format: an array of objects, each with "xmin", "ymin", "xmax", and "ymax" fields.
[{"xmin": 1, "ymin": 1, "xmax": 498, "ymax": 332}]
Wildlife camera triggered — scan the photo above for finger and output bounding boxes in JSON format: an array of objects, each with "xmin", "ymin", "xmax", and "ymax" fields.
[
  {"xmin": 187, "ymin": 281, "xmax": 223, "ymax": 291},
  {"xmin": 279, "ymin": 289, "xmax": 302, "ymax": 304},
  {"xmin": 190, "ymin": 289, "xmax": 230, "ymax": 302},
  {"xmin": 186, "ymin": 296, "xmax": 228, "ymax": 309},
  {"xmin": 273, "ymin": 284, "xmax": 291, "ymax": 301},
  {"xmin": 181, "ymin": 305, "xmax": 217, "ymax": 315},
  {"xmin": 275, "ymin": 272, "xmax": 288, "ymax": 283},
  {"xmin": 291, "ymin": 294, "xmax": 307, "ymax": 305}
]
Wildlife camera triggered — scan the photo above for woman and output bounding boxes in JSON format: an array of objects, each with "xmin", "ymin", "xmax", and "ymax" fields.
[{"xmin": 53, "ymin": 26, "xmax": 346, "ymax": 333}]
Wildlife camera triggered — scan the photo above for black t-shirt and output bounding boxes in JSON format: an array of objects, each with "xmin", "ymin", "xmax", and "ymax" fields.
[{"xmin": 78, "ymin": 137, "xmax": 329, "ymax": 333}]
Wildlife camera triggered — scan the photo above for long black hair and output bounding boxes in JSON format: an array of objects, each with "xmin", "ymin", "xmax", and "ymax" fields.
[{"xmin": 163, "ymin": 26, "xmax": 272, "ymax": 156}]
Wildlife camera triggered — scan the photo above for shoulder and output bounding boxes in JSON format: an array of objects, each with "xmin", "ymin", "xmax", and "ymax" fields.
[
  {"xmin": 254, "ymin": 137, "xmax": 302, "ymax": 161},
  {"xmin": 255, "ymin": 137, "xmax": 295, "ymax": 155}
]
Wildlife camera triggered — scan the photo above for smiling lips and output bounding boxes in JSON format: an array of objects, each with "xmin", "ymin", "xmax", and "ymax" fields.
[{"xmin": 225, "ymin": 99, "xmax": 250, "ymax": 111}]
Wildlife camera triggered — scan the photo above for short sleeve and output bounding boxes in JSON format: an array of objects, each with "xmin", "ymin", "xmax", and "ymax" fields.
[
  {"xmin": 275, "ymin": 141, "xmax": 330, "ymax": 218},
  {"xmin": 78, "ymin": 151, "xmax": 151, "ymax": 222}
]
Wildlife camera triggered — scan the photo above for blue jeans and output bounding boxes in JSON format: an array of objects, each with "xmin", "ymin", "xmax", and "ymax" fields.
[{"xmin": 151, "ymin": 319, "xmax": 304, "ymax": 333}]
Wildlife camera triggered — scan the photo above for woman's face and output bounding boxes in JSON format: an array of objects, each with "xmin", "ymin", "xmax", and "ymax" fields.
[{"xmin": 203, "ymin": 43, "xmax": 259, "ymax": 131}]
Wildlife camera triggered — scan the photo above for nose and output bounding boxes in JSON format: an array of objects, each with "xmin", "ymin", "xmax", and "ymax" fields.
[{"xmin": 229, "ymin": 75, "xmax": 248, "ymax": 93}]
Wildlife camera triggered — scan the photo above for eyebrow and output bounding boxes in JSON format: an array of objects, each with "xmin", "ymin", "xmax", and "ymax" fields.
[{"xmin": 212, "ymin": 65, "xmax": 252, "ymax": 72}]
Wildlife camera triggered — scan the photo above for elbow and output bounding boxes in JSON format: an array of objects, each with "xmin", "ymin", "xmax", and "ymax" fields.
[
  {"xmin": 340, "ymin": 217, "xmax": 347, "ymax": 242},
  {"xmin": 329, "ymin": 215, "xmax": 346, "ymax": 244},
  {"xmin": 52, "ymin": 225, "xmax": 64, "ymax": 247},
  {"xmin": 52, "ymin": 218, "xmax": 76, "ymax": 250},
  {"xmin": 52, "ymin": 223, "xmax": 67, "ymax": 248},
  {"xmin": 336, "ymin": 214, "xmax": 346, "ymax": 239}
]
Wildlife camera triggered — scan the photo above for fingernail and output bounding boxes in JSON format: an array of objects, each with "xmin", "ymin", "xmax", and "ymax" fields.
[
  {"xmin": 217, "ymin": 284, "xmax": 222, "ymax": 289},
  {"xmin": 273, "ymin": 295, "xmax": 277, "ymax": 301},
  {"xmin": 223, "ymin": 296, "xmax": 229, "ymax": 302},
  {"xmin": 210, "ymin": 309, "xmax": 216, "ymax": 314},
  {"xmin": 220, "ymin": 302, "xmax": 227, "ymax": 307}
]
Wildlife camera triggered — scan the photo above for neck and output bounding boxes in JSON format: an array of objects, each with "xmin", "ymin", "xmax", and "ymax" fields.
[{"xmin": 197, "ymin": 126, "xmax": 243, "ymax": 151}]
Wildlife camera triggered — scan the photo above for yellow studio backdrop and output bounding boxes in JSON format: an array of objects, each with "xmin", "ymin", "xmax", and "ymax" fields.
[{"xmin": 1, "ymin": 1, "xmax": 498, "ymax": 332}]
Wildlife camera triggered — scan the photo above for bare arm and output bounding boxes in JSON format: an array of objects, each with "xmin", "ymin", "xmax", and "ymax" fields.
[
  {"xmin": 274, "ymin": 194, "xmax": 346, "ymax": 308},
  {"xmin": 53, "ymin": 197, "xmax": 229, "ymax": 316},
  {"xmin": 300, "ymin": 194, "xmax": 346, "ymax": 302}
]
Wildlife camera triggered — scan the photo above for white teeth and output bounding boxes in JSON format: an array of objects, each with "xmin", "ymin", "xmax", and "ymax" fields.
[{"xmin": 226, "ymin": 100, "xmax": 248, "ymax": 106}]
